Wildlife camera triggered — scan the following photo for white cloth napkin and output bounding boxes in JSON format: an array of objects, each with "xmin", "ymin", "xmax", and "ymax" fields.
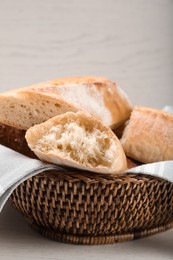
[
  {"xmin": 125, "ymin": 161, "xmax": 173, "ymax": 183},
  {"xmin": 0, "ymin": 145, "xmax": 60, "ymax": 212}
]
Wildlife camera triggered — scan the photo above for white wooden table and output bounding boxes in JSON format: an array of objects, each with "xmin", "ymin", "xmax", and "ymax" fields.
[{"xmin": 0, "ymin": 1, "xmax": 173, "ymax": 259}]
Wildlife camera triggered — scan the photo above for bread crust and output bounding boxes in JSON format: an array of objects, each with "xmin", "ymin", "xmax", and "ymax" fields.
[
  {"xmin": 0, "ymin": 76, "xmax": 132, "ymax": 130},
  {"xmin": 0, "ymin": 123, "xmax": 35, "ymax": 158},
  {"xmin": 121, "ymin": 106, "xmax": 173, "ymax": 163},
  {"xmin": 26, "ymin": 111, "xmax": 127, "ymax": 174}
]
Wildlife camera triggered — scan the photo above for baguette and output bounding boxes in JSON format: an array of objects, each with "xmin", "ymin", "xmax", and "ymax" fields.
[
  {"xmin": 0, "ymin": 76, "xmax": 132, "ymax": 130},
  {"xmin": 121, "ymin": 106, "xmax": 173, "ymax": 163},
  {"xmin": 25, "ymin": 111, "xmax": 127, "ymax": 174}
]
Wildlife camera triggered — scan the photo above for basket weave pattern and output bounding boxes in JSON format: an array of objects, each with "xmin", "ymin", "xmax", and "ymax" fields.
[{"xmin": 11, "ymin": 170, "xmax": 173, "ymax": 244}]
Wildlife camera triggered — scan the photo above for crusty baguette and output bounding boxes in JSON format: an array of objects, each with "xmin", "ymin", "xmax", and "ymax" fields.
[
  {"xmin": 0, "ymin": 76, "xmax": 132, "ymax": 130},
  {"xmin": 25, "ymin": 111, "xmax": 127, "ymax": 174},
  {"xmin": 121, "ymin": 106, "xmax": 173, "ymax": 163}
]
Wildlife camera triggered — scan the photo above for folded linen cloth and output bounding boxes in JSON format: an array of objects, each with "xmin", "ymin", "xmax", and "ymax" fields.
[
  {"xmin": 0, "ymin": 145, "xmax": 60, "ymax": 212},
  {"xmin": 125, "ymin": 161, "xmax": 173, "ymax": 183}
]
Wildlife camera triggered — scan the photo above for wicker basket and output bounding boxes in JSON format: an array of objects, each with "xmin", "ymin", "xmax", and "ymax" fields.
[
  {"xmin": 10, "ymin": 170, "xmax": 173, "ymax": 245},
  {"xmin": 1, "ymin": 123, "xmax": 173, "ymax": 244}
]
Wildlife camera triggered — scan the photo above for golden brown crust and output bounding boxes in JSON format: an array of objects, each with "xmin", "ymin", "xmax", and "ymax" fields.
[
  {"xmin": 25, "ymin": 76, "xmax": 132, "ymax": 128},
  {"xmin": 0, "ymin": 76, "xmax": 132, "ymax": 130},
  {"xmin": 25, "ymin": 76, "xmax": 111, "ymax": 89},
  {"xmin": 121, "ymin": 106, "xmax": 173, "ymax": 163}
]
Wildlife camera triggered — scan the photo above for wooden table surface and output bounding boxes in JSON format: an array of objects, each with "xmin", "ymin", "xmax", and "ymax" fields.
[{"xmin": 0, "ymin": 0, "xmax": 173, "ymax": 259}]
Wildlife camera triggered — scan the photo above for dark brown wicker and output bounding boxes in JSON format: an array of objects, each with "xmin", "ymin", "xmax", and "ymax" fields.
[
  {"xmin": 10, "ymin": 170, "xmax": 173, "ymax": 244},
  {"xmin": 1, "ymin": 123, "xmax": 173, "ymax": 244}
]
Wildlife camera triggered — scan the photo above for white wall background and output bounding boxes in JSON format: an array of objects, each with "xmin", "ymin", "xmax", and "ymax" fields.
[{"xmin": 0, "ymin": 0, "xmax": 172, "ymax": 108}]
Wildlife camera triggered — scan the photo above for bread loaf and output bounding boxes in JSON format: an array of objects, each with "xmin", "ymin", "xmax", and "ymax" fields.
[
  {"xmin": 25, "ymin": 111, "xmax": 127, "ymax": 174},
  {"xmin": 121, "ymin": 106, "xmax": 173, "ymax": 163},
  {"xmin": 0, "ymin": 76, "xmax": 132, "ymax": 130},
  {"xmin": 0, "ymin": 123, "xmax": 35, "ymax": 158}
]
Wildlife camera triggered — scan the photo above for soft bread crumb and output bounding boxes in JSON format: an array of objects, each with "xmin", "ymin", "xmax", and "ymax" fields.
[
  {"xmin": 35, "ymin": 120, "xmax": 116, "ymax": 168},
  {"xmin": 26, "ymin": 111, "xmax": 127, "ymax": 174}
]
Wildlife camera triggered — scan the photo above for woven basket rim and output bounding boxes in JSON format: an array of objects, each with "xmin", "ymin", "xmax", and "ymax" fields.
[{"xmin": 38, "ymin": 170, "xmax": 168, "ymax": 185}]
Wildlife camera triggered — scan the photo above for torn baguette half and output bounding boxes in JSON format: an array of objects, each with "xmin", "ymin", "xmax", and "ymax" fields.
[
  {"xmin": 25, "ymin": 111, "xmax": 127, "ymax": 174},
  {"xmin": 121, "ymin": 106, "xmax": 173, "ymax": 163},
  {"xmin": 0, "ymin": 76, "xmax": 132, "ymax": 130}
]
